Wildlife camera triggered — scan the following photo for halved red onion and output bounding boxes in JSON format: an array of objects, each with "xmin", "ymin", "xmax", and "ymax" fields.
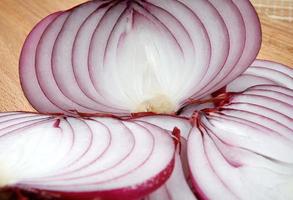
[
  {"xmin": 188, "ymin": 86, "xmax": 293, "ymax": 200},
  {"xmin": 0, "ymin": 113, "xmax": 175, "ymax": 200},
  {"xmin": 20, "ymin": 0, "xmax": 260, "ymax": 115}
]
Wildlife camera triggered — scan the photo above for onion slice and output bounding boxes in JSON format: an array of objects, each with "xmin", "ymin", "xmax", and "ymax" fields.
[
  {"xmin": 0, "ymin": 114, "xmax": 175, "ymax": 200},
  {"xmin": 188, "ymin": 86, "xmax": 293, "ymax": 200}
]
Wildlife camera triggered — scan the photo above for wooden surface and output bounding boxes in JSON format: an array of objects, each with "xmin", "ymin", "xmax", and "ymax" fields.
[{"xmin": 0, "ymin": 0, "xmax": 292, "ymax": 112}]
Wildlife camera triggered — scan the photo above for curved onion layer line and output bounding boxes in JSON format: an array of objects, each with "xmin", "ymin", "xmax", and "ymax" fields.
[
  {"xmin": 142, "ymin": 0, "xmax": 210, "ymax": 103},
  {"xmin": 230, "ymin": 94, "xmax": 293, "ymax": 118},
  {"xmin": 222, "ymin": 102, "xmax": 293, "ymax": 130},
  {"xmin": 209, "ymin": 109, "xmax": 293, "ymax": 141},
  {"xmin": 188, "ymin": 126, "xmax": 237, "ymax": 200},
  {"xmin": 195, "ymin": 0, "xmax": 246, "ymax": 98},
  {"xmin": 203, "ymin": 125, "xmax": 293, "ymax": 200},
  {"xmin": 0, "ymin": 118, "xmax": 55, "ymax": 138},
  {"xmin": 177, "ymin": 0, "xmax": 229, "ymax": 99},
  {"xmin": 24, "ymin": 120, "xmax": 152, "ymax": 185},
  {"xmin": 206, "ymin": 111, "xmax": 293, "ymax": 145},
  {"xmin": 72, "ymin": 3, "xmax": 126, "ymax": 113},
  {"xmin": 213, "ymin": 0, "xmax": 261, "ymax": 90},
  {"xmin": 88, "ymin": 2, "xmax": 130, "ymax": 110},
  {"xmin": 19, "ymin": 12, "xmax": 63, "ymax": 113},
  {"xmin": 35, "ymin": 11, "xmax": 95, "ymax": 113},
  {"xmin": 226, "ymin": 60, "xmax": 293, "ymax": 92},
  {"xmin": 251, "ymin": 59, "xmax": 293, "ymax": 77},
  {"xmin": 52, "ymin": 1, "xmax": 112, "ymax": 111},
  {"xmin": 31, "ymin": 118, "xmax": 136, "ymax": 182},
  {"xmin": 248, "ymin": 85, "xmax": 293, "ymax": 97},
  {"xmin": 0, "ymin": 113, "xmax": 50, "ymax": 128},
  {"xmin": 225, "ymin": 74, "xmax": 278, "ymax": 92},
  {"xmin": 72, "ymin": 1, "xmax": 128, "ymax": 113},
  {"xmin": 242, "ymin": 89, "xmax": 293, "ymax": 106},
  {"xmin": 245, "ymin": 67, "xmax": 293, "ymax": 89}
]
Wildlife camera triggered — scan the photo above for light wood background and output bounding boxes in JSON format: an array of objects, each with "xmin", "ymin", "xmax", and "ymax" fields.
[{"xmin": 0, "ymin": 0, "xmax": 292, "ymax": 112}]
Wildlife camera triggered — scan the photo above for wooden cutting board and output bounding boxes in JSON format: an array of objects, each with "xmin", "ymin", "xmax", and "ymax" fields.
[{"xmin": 0, "ymin": 0, "xmax": 292, "ymax": 112}]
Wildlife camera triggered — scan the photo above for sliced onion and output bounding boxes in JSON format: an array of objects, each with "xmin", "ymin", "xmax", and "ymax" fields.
[
  {"xmin": 188, "ymin": 86, "xmax": 293, "ymax": 200},
  {"xmin": 0, "ymin": 114, "xmax": 175, "ymax": 200},
  {"xmin": 20, "ymin": 0, "xmax": 261, "ymax": 115},
  {"xmin": 13, "ymin": 0, "xmax": 293, "ymax": 199}
]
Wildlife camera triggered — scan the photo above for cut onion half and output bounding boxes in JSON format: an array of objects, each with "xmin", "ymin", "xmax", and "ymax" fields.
[{"xmin": 19, "ymin": 0, "xmax": 261, "ymax": 115}]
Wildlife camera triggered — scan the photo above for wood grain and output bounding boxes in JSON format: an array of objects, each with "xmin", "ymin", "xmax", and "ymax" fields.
[{"xmin": 0, "ymin": 0, "xmax": 292, "ymax": 112}]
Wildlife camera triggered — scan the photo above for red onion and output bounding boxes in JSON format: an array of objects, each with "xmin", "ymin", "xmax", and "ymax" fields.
[
  {"xmin": 2, "ymin": 0, "xmax": 290, "ymax": 199},
  {"xmin": 19, "ymin": 0, "xmax": 260, "ymax": 115},
  {"xmin": 0, "ymin": 113, "xmax": 175, "ymax": 200},
  {"xmin": 188, "ymin": 86, "xmax": 293, "ymax": 200}
]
